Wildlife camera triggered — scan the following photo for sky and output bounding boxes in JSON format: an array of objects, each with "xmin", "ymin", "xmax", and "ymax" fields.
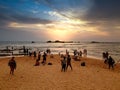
[{"xmin": 0, "ymin": 0, "xmax": 120, "ymax": 42}]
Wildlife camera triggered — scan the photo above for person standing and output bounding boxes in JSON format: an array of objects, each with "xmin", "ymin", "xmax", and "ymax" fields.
[
  {"xmin": 38, "ymin": 51, "xmax": 41, "ymax": 61},
  {"xmin": 61, "ymin": 56, "xmax": 67, "ymax": 72},
  {"xmin": 8, "ymin": 57, "xmax": 16, "ymax": 75},
  {"xmin": 42, "ymin": 52, "xmax": 47, "ymax": 65},
  {"xmin": 66, "ymin": 55, "xmax": 72, "ymax": 71},
  {"xmin": 83, "ymin": 49, "xmax": 87, "ymax": 57},
  {"xmin": 34, "ymin": 51, "xmax": 37, "ymax": 59},
  {"xmin": 108, "ymin": 56, "xmax": 115, "ymax": 69}
]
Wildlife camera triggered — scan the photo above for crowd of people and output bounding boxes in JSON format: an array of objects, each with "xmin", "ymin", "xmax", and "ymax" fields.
[{"xmin": 8, "ymin": 48, "xmax": 117, "ymax": 75}]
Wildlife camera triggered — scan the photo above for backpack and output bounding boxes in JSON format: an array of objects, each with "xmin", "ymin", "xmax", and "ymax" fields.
[{"xmin": 81, "ymin": 62, "xmax": 85, "ymax": 66}]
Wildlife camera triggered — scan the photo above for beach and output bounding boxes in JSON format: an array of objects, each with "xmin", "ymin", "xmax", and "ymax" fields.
[{"xmin": 0, "ymin": 55, "xmax": 120, "ymax": 90}]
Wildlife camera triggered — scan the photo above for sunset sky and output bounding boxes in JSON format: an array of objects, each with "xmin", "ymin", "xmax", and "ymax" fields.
[{"xmin": 0, "ymin": 0, "xmax": 120, "ymax": 41}]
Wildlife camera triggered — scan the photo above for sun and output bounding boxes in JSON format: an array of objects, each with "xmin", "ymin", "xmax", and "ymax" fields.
[{"xmin": 49, "ymin": 30, "xmax": 71, "ymax": 40}]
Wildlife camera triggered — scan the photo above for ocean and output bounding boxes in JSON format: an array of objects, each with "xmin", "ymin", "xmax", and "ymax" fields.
[{"xmin": 0, "ymin": 41, "xmax": 120, "ymax": 61}]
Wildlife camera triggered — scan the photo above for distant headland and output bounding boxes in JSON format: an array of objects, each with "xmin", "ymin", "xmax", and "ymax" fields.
[{"xmin": 46, "ymin": 40, "xmax": 73, "ymax": 43}]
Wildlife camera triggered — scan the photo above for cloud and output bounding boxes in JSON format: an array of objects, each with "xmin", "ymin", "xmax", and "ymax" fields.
[
  {"xmin": 1, "ymin": 0, "xmax": 120, "ymax": 41},
  {"xmin": 0, "ymin": 28, "xmax": 49, "ymax": 41},
  {"xmin": 83, "ymin": 0, "xmax": 120, "ymax": 21},
  {"xmin": 0, "ymin": 4, "xmax": 53, "ymax": 30},
  {"xmin": 35, "ymin": 0, "xmax": 93, "ymax": 20},
  {"xmin": 41, "ymin": 0, "xmax": 120, "ymax": 24}
]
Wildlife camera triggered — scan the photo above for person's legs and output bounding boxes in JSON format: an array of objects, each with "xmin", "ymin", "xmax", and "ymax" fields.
[
  {"xmin": 70, "ymin": 64, "xmax": 73, "ymax": 70},
  {"xmin": 12, "ymin": 69, "xmax": 14, "ymax": 75},
  {"xmin": 11, "ymin": 67, "xmax": 14, "ymax": 75},
  {"xmin": 66, "ymin": 64, "xmax": 68, "ymax": 71},
  {"xmin": 61, "ymin": 64, "xmax": 64, "ymax": 72},
  {"xmin": 109, "ymin": 64, "xmax": 111, "ymax": 69},
  {"xmin": 112, "ymin": 64, "xmax": 114, "ymax": 69},
  {"xmin": 63, "ymin": 64, "xmax": 66, "ymax": 72},
  {"xmin": 10, "ymin": 67, "xmax": 13, "ymax": 74},
  {"xmin": 10, "ymin": 68, "xmax": 12, "ymax": 74}
]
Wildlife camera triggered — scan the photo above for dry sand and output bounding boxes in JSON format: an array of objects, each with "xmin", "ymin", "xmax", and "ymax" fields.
[{"xmin": 0, "ymin": 55, "xmax": 120, "ymax": 90}]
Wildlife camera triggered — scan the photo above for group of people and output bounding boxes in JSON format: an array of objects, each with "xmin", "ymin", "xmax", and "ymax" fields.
[
  {"xmin": 61, "ymin": 54, "xmax": 73, "ymax": 72},
  {"xmin": 34, "ymin": 51, "xmax": 47, "ymax": 66},
  {"xmin": 73, "ymin": 49, "xmax": 87, "ymax": 60},
  {"xmin": 103, "ymin": 52, "xmax": 115, "ymax": 69},
  {"xmin": 8, "ymin": 49, "xmax": 117, "ymax": 75}
]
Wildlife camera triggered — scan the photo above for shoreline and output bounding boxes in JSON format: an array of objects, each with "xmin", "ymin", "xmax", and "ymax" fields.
[
  {"xmin": 0, "ymin": 53, "xmax": 116, "ymax": 62},
  {"xmin": 0, "ymin": 53, "xmax": 101, "ymax": 60},
  {"xmin": 0, "ymin": 41, "xmax": 120, "ymax": 61}
]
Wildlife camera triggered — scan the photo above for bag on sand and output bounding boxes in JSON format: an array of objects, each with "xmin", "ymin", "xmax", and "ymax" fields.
[
  {"xmin": 81, "ymin": 62, "xmax": 85, "ymax": 66},
  {"xmin": 48, "ymin": 62, "xmax": 52, "ymax": 65}
]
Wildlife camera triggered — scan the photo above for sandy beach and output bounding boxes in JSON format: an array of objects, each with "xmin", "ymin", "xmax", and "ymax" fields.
[{"xmin": 0, "ymin": 55, "xmax": 120, "ymax": 90}]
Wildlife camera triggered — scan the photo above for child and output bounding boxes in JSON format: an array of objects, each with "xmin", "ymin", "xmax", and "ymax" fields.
[{"xmin": 8, "ymin": 57, "xmax": 16, "ymax": 75}]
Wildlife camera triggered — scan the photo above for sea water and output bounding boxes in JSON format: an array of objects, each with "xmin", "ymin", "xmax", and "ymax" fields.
[{"xmin": 0, "ymin": 41, "xmax": 120, "ymax": 61}]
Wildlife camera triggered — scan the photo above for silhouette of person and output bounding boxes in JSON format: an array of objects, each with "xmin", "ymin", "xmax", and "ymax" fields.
[
  {"xmin": 42, "ymin": 52, "xmax": 47, "ymax": 64},
  {"xmin": 34, "ymin": 59, "xmax": 40, "ymax": 66},
  {"xmin": 61, "ymin": 56, "xmax": 67, "ymax": 72},
  {"xmin": 8, "ymin": 57, "xmax": 16, "ymax": 75},
  {"xmin": 34, "ymin": 51, "xmax": 37, "ymax": 59},
  {"xmin": 108, "ymin": 56, "xmax": 115, "ymax": 69},
  {"xmin": 66, "ymin": 55, "xmax": 72, "ymax": 71},
  {"xmin": 38, "ymin": 51, "xmax": 41, "ymax": 61}
]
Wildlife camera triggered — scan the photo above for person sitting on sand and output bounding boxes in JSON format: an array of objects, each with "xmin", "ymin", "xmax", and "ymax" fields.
[
  {"xmin": 108, "ymin": 56, "xmax": 115, "ymax": 69},
  {"xmin": 8, "ymin": 57, "xmax": 16, "ymax": 75},
  {"xmin": 66, "ymin": 55, "xmax": 72, "ymax": 71},
  {"xmin": 61, "ymin": 56, "xmax": 67, "ymax": 72}
]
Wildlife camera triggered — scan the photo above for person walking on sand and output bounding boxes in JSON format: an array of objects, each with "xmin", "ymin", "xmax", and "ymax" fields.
[
  {"xmin": 61, "ymin": 56, "xmax": 67, "ymax": 72},
  {"xmin": 66, "ymin": 55, "xmax": 72, "ymax": 71},
  {"xmin": 8, "ymin": 57, "xmax": 16, "ymax": 75}
]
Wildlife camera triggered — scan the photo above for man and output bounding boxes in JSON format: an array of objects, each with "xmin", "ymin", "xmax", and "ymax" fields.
[
  {"xmin": 66, "ymin": 55, "xmax": 73, "ymax": 71},
  {"xmin": 108, "ymin": 56, "xmax": 115, "ymax": 69},
  {"xmin": 61, "ymin": 56, "xmax": 67, "ymax": 72}
]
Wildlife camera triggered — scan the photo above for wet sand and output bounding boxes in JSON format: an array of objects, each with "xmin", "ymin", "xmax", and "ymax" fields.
[{"xmin": 0, "ymin": 55, "xmax": 120, "ymax": 90}]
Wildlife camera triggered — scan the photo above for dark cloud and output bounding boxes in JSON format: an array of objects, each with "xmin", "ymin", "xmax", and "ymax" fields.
[
  {"xmin": 35, "ymin": 0, "xmax": 120, "ymax": 23},
  {"xmin": 12, "ymin": 15, "xmax": 52, "ymax": 24},
  {"xmin": 83, "ymin": 0, "xmax": 120, "ymax": 21}
]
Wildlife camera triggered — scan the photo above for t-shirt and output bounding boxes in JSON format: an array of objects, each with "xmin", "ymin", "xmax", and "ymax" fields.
[
  {"xmin": 8, "ymin": 60, "xmax": 16, "ymax": 68},
  {"xmin": 62, "ymin": 59, "xmax": 66, "ymax": 64}
]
